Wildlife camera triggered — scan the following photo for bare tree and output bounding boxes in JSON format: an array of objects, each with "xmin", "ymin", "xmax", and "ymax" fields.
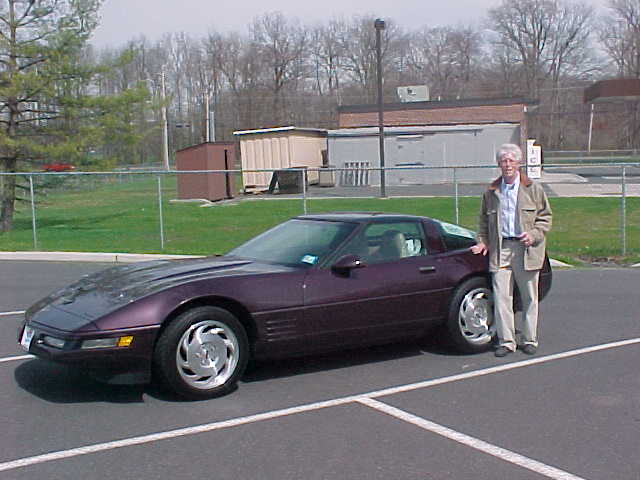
[
  {"xmin": 488, "ymin": 0, "xmax": 554, "ymax": 98},
  {"xmin": 600, "ymin": 0, "xmax": 640, "ymax": 76},
  {"xmin": 546, "ymin": 2, "xmax": 595, "ymax": 146},
  {"xmin": 597, "ymin": 0, "xmax": 640, "ymax": 148},
  {"xmin": 408, "ymin": 25, "xmax": 482, "ymax": 99},
  {"xmin": 309, "ymin": 19, "xmax": 345, "ymax": 99},
  {"xmin": 250, "ymin": 12, "xmax": 308, "ymax": 123},
  {"xmin": 488, "ymin": 0, "xmax": 593, "ymax": 97},
  {"xmin": 210, "ymin": 31, "xmax": 267, "ymax": 130},
  {"xmin": 336, "ymin": 15, "xmax": 402, "ymax": 103}
]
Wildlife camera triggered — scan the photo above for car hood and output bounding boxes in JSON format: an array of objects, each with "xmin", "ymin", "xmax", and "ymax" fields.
[{"xmin": 26, "ymin": 256, "xmax": 296, "ymax": 328}]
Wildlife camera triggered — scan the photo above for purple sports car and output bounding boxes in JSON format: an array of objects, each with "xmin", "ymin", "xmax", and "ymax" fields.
[{"xmin": 19, "ymin": 213, "xmax": 551, "ymax": 399}]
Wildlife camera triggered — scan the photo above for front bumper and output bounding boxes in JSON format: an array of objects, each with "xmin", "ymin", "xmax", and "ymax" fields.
[{"xmin": 18, "ymin": 320, "xmax": 159, "ymax": 385}]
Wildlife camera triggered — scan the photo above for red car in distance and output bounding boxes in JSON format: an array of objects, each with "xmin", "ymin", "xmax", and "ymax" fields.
[{"xmin": 42, "ymin": 162, "xmax": 75, "ymax": 172}]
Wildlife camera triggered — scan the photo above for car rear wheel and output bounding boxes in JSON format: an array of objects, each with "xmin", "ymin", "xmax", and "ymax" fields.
[
  {"xmin": 446, "ymin": 277, "xmax": 495, "ymax": 353},
  {"xmin": 154, "ymin": 306, "xmax": 249, "ymax": 400}
]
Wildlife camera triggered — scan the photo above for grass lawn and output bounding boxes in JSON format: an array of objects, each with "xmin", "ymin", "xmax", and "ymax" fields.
[{"xmin": 1, "ymin": 175, "xmax": 638, "ymax": 265}]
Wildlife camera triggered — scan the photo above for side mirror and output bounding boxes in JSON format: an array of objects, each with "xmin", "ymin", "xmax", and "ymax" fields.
[{"xmin": 331, "ymin": 254, "xmax": 366, "ymax": 275}]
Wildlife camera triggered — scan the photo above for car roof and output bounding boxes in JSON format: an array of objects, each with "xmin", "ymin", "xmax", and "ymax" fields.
[{"xmin": 296, "ymin": 212, "xmax": 431, "ymax": 223}]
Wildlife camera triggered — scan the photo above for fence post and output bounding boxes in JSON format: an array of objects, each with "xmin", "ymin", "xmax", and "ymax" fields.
[
  {"xmin": 29, "ymin": 175, "xmax": 38, "ymax": 250},
  {"xmin": 157, "ymin": 175, "xmax": 165, "ymax": 251},
  {"xmin": 621, "ymin": 165, "xmax": 626, "ymax": 256},
  {"xmin": 453, "ymin": 167, "xmax": 459, "ymax": 225},
  {"xmin": 301, "ymin": 168, "xmax": 307, "ymax": 215}
]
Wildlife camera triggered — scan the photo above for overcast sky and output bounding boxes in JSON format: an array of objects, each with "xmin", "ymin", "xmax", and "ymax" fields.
[{"xmin": 90, "ymin": 0, "xmax": 610, "ymax": 48}]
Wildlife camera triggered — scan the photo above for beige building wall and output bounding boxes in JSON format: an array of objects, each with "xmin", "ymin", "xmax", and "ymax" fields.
[{"xmin": 235, "ymin": 128, "xmax": 327, "ymax": 190}]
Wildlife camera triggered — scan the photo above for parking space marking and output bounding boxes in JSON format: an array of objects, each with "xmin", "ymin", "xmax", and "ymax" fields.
[
  {"xmin": 366, "ymin": 337, "xmax": 640, "ymax": 399},
  {"xmin": 0, "ymin": 354, "xmax": 33, "ymax": 364},
  {"xmin": 0, "ymin": 310, "xmax": 25, "ymax": 317},
  {"xmin": 357, "ymin": 397, "xmax": 586, "ymax": 480},
  {"xmin": 0, "ymin": 395, "xmax": 363, "ymax": 473},
  {"xmin": 0, "ymin": 336, "xmax": 638, "ymax": 473}
]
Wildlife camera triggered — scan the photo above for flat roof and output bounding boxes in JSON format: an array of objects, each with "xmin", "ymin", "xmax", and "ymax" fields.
[
  {"xmin": 327, "ymin": 123, "xmax": 518, "ymax": 137},
  {"xmin": 584, "ymin": 78, "xmax": 640, "ymax": 103},
  {"xmin": 338, "ymin": 97, "xmax": 539, "ymax": 114},
  {"xmin": 233, "ymin": 126, "xmax": 328, "ymax": 136}
]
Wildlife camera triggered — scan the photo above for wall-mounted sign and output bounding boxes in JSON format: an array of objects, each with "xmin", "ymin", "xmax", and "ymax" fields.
[{"xmin": 526, "ymin": 139, "xmax": 542, "ymax": 179}]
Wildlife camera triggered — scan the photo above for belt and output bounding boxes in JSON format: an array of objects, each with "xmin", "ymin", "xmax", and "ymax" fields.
[{"xmin": 502, "ymin": 236, "xmax": 520, "ymax": 241}]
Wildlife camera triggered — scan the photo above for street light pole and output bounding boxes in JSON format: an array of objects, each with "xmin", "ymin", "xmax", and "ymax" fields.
[{"xmin": 375, "ymin": 18, "xmax": 386, "ymax": 198}]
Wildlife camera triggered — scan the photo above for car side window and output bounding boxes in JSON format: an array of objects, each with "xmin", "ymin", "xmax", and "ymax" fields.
[
  {"xmin": 339, "ymin": 222, "xmax": 428, "ymax": 264},
  {"xmin": 434, "ymin": 220, "xmax": 476, "ymax": 251}
]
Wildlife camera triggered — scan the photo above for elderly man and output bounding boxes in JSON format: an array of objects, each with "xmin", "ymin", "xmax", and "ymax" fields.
[{"xmin": 471, "ymin": 143, "xmax": 552, "ymax": 357}]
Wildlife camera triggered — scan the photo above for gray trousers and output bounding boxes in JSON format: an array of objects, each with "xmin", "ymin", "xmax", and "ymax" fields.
[{"xmin": 492, "ymin": 239, "xmax": 540, "ymax": 351}]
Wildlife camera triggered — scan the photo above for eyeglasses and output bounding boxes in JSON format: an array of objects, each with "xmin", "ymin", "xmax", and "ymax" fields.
[{"xmin": 498, "ymin": 157, "xmax": 519, "ymax": 165}]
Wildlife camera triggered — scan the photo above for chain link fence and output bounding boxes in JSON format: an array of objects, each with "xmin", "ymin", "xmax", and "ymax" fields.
[{"xmin": 1, "ymin": 162, "xmax": 638, "ymax": 258}]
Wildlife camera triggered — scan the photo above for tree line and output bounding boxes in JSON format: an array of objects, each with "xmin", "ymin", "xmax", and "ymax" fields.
[
  {"xmin": 1, "ymin": 0, "xmax": 639, "ymax": 231},
  {"xmin": 95, "ymin": 0, "xmax": 638, "ymax": 159}
]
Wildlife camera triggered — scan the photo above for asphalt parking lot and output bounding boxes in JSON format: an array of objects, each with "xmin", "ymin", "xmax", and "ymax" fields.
[{"xmin": 1, "ymin": 261, "xmax": 639, "ymax": 480}]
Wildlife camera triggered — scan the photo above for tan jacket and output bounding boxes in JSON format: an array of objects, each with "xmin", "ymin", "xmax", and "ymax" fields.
[{"xmin": 477, "ymin": 173, "xmax": 552, "ymax": 272}]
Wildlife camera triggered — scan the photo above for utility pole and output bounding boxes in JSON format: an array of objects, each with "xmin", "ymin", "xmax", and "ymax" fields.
[
  {"xmin": 161, "ymin": 68, "xmax": 170, "ymax": 170},
  {"xmin": 205, "ymin": 92, "xmax": 210, "ymax": 143}
]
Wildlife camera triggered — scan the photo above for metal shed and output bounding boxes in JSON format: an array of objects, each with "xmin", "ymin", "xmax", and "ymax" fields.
[
  {"xmin": 233, "ymin": 126, "xmax": 328, "ymax": 191},
  {"xmin": 175, "ymin": 142, "xmax": 236, "ymax": 201},
  {"xmin": 327, "ymin": 124, "xmax": 521, "ymax": 186}
]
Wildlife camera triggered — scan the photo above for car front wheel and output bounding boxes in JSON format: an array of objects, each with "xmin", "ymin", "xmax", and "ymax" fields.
[
  {"xmin": 446, "ymin": 277, "xmax": 495, "ymax": 353},
  {"xmin": 154, "ymin": 306, "xmax": 249, "ymax": 400}
]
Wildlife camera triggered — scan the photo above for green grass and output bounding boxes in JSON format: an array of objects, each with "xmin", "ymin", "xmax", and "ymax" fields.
[{"xmin": 1, "ymin": 175, "xmax": 638, "ymax": 265}]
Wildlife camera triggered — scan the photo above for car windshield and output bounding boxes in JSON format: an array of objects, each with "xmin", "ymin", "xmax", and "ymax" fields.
[
  {"xmin": 432, "ymin": 219, "xmax": 477, "ymax": 251},
  {"xmin": 228, "ymin": 219, "xmax": 357, "ymax": 267}
]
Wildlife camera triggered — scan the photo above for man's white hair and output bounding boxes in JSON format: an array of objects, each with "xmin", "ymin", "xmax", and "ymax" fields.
[{"xmin": 496, "ymin": 143, "xmax": 523, "ymax": 163}]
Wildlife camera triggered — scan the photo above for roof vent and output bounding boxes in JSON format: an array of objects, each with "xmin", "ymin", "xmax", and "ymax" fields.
[{"xmin": 397, "ymin": 85, "xmax": 429, "ymax": 102}]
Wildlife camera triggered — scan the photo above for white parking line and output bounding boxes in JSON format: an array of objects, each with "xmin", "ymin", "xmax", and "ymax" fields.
[
  {"xmin": 0, "ymin": 395, "xmax": 362, "ymax": 473},
  {"xmin": 357, "ymin": 397, "xmax": 586, "ymax": 480},
  {"xmin": 0, "ymin": 337, "xmax": 637, "ymax": 473},
  {"xmin": 0, "ymin": 310, "xmax": 25, "ymax": 317},
  {"xmin": 0, "ymin": 354, "xmax": 33, "ymax": 364},
  {"xmin": 367, "ymin": 337, "xmax": 640, "ymax": 399}
]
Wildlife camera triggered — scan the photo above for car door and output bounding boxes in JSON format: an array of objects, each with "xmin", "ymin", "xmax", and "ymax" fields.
[{"xmin": 302, "ymin": 220, "xmax": 450, "ymax": 350}]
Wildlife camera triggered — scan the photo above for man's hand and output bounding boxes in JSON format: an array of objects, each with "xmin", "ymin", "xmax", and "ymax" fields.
[
  {"xmin": 470, "ymin": 243, "xmax": 488, "ymax": 255},
  {"xmin": 518, "ymin": 232, "xmax": 534, "ymax": 247}
]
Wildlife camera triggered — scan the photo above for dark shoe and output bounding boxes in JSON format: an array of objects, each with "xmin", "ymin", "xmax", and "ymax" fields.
[
  {"xmin": 495, "ymin": 346, "xmax": 512, "ymax": 357},
  {"xmin": 522, "ymin": 344, "xmax": 537, "ymax": 355}
]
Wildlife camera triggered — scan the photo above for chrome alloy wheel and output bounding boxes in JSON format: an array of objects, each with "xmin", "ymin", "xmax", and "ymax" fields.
[
  {"xmin": 176, "ymin": 320, "xmax": 240, "ymax": 390},
  {"xmin": 458, "ymin": 287, "xmax": 495, "ymax": 345}
]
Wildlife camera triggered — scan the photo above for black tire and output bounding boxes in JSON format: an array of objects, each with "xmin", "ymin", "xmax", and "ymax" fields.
[
  {"xmin": 446, "ymin": 277, "xmax": 495, "ymax": 353},
  {"xmin": 153, "ymin": 306, "xmax": 249, "ymax": 400}
]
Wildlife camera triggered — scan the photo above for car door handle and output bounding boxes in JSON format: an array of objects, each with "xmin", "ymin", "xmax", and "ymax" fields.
[{"xmin": 419, "ymin": 266, "xmax": 436, "ymax": 274}]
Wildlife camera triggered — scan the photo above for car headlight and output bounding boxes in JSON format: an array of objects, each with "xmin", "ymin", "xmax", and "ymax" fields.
[
  {"xmin": 42, "ymin": 335, "xmax": 66, "ymax": 349},
  {"xmin": 81, "ymin": 336, "xmax": 134, "ymax": 349}
]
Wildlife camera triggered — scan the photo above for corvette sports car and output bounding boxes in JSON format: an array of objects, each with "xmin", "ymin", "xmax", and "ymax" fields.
[{"xmin": 19, "ymin": 212, "xmax": 551, "ymax": 400}]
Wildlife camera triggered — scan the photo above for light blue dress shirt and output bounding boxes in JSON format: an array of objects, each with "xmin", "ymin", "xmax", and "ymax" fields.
[{"xmin": 500, "ymin": 175, "xmax": 520, "ymax": 238}]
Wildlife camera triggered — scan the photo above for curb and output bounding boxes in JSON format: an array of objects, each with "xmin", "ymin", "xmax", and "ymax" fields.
[
  {"xmin": 0, "ymin": 251, "xmax": 202, "ymax": 263},
  {"xmin": 549, "ymin": 259, "xmax": 573, "ymax": 268},
  {"xmin": 0, "ymin": 251, "xmax": 577, "ymax": 268}
]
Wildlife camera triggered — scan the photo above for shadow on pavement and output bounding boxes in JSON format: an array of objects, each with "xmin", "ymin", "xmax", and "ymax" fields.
[
  {"xmin": 242, "ymin": 326, "xmax": 471, "ymax": 384},
  {"xmin": 14, "ymin": 359, "xmax": 147, "ymax": 404},
  {"xmin": 13, "ymin": 327, "xmax": 474, "ymax": 403}
]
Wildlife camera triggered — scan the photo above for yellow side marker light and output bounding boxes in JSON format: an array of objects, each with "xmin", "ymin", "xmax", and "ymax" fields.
[{"xmin": 117, "ymin": 336, "xmax": 134, "ymax": 347}]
